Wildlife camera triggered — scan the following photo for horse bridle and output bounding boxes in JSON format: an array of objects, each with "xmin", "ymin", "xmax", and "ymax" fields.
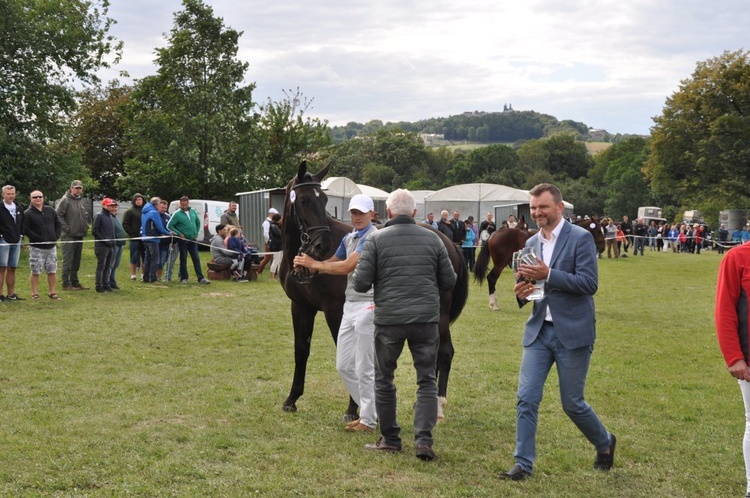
[{"xmin": 289, "ymin": 180, "xmax": 332, "ymax": 283}]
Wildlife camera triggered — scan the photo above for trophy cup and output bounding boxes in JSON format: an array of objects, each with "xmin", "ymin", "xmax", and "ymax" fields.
[{"xmin": 511, "ymin": 247, "xmax": 545, "ymax": 301}]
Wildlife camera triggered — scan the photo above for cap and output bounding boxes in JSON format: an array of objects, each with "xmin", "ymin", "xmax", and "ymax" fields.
[
  {"xmin": 102, "ymin": 198, "xmax": 117, "ymax": 207},
  {"xmin": 348, "ymin": 194, "xmax": 374, "ymax": 213},
  {"xmin": 268, "ymin": 207, "xmax": 279, "ymax": 215},
  {"xmin": 71, "ymin": 180, "xmax": 83, "ymax": 188}
]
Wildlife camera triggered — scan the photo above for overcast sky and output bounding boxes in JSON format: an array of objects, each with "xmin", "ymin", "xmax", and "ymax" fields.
[{"xmin": 98, "ymin": 0, "xmax": 748, "ymax": 135}]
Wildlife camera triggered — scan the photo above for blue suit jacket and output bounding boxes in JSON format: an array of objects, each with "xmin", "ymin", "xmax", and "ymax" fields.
[{"xmin": 520, "ymin": 220, "xmax": 598, "ymax": 349}]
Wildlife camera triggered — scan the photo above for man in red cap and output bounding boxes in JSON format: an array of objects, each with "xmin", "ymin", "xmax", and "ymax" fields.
[{"xmin": 92, "ymin": 198, "xmax": 118, "ymax": 292}]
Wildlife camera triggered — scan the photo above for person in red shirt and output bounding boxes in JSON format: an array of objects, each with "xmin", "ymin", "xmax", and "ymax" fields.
[{"xmin": 715, "ymin": 242, "xmax": 750, "ymax": 497}]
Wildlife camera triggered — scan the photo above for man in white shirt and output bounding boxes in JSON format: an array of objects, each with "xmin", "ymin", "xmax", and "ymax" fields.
[{"xmin": 257, "ymin": 207, "xmax": 279, "ymax": 275}]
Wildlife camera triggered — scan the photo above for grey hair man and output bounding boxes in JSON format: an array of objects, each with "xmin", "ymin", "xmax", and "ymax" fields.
[
  {"xmin": 0, "ymin": 185, "xmax": 25, "ymax": 300},
  {"xmin": 352, "ymin": 189, "xmax": 456, "ymax": 461}
]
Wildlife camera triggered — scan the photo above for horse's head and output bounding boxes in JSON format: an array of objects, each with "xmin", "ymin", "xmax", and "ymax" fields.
[
  {"xmin": 580, "ymin": 216, "xmax": 606, "ymax": 254},
  {"xmin": 285, "ymin": 160, "xmax": 333, "ymax": 260}
]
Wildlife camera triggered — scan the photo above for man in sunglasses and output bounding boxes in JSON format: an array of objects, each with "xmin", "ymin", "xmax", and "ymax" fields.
[{"xmin": 23, "ymin": 191, "xmax": 62, "ymax": 299}]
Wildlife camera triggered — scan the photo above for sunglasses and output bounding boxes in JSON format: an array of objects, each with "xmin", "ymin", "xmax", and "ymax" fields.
[{"xmin": 31, "ymin": 195, "xmax": 44, "ymax": 199}]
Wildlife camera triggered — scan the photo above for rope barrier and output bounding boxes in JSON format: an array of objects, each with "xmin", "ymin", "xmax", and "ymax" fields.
[{"xmin": 12, "ymin": 235, "xmax": 275, "ymax": 257}]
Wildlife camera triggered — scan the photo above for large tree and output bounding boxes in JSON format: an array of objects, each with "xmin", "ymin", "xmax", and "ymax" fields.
[
  {"xmin": 645, "ymin": 49, "xmax": 750, "ymax": 212},
  {"xmin": 258, "ymin": 88, "xmax": 331, "ymax": 188},
  {"xmin": 120, "ymin": 0, "xmax": 261, "ymax": 201},
  {"xmin": 73, "ymin": 81, "xmax": 132, "ymax": 199},
  {"xmin": 0, "ymin": 0, "xmax": 121, "ymax": 198},
  {"xmin": 597, "ymin": 137, "xmax": 652, "ymax": 218}
]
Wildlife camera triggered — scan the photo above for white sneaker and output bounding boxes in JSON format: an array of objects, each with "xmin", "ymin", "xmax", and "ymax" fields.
[{"xmin": 180, "ymin": 279, "xmax": 188, "ymax": 284}]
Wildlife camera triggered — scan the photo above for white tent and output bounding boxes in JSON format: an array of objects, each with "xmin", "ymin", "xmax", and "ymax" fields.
[
  {"xmin": 357, "ymin": 184, "xmax": 389, "ymax": 220},
  {"xmin": 425, "ymin": 183, "xmax": 530, "ymax": 223},
  {"xmin": 424, "ymin": 183, "xmax": 574, "ymax": 228},
  {"xmin": 410, "ymin": 190, "xmax": 435, "ymax": 220},
  {"xmin": 321, "ymin": 177, "xmax": 361, "ymax": 221}
]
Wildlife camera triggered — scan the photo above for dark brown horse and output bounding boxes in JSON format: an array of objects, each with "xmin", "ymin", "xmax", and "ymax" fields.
[
  {"xmin": 474, "ymin": 217, "xmax": 605, "ymax": 310},
  {"xmin": 279, "ymin": 161, "xmax": 469, "ymax": 421}
]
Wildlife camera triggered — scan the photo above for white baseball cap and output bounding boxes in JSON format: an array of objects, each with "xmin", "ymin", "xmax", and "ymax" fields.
[
  {"xmin": 268, "ymin": 207, "xmax": 279, "ymax": 215},
  {"xmin": 348, "ymin": 194, "xmax": 374, "ymax": 213}
]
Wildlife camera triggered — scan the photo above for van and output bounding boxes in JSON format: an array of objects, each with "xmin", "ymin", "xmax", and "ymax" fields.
[{"xmin": 168, "ymin": 199, "xmax": 233, "ymax": 247}]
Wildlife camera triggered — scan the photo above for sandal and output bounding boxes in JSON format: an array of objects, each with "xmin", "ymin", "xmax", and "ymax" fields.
[
  {"xmin": 48, "ymin": 293, "xmax": 62, "ymax": 300},
  {"xmin": 32, "ymin": 294, "xmax": 40, "ymax": 300}
]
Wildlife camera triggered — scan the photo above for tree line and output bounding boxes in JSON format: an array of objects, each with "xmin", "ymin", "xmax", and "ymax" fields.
[{"xmin": 2, "ymin": 0, "xmax": 749, "ymax": 228}]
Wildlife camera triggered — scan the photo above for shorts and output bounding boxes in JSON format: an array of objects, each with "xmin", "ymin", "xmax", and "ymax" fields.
[
  {"xmin": 29, "ymin": 246, "xmax": 58, "ymax": 275},
  {"xmin": 0, "ymin": 239, "xmax": 21, "ymax": 268}
]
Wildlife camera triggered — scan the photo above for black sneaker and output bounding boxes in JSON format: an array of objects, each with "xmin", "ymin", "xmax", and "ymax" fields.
[
  {"xmin": 6, "ymin": 294, "xmax": 24, "ymax": 301},
  {"xmin": 594, "ymin": 434, "xmax": 616, "ymax": 471},
  {"xmin": 0, "ymin": 295, "xmax": 7, "ymax": 302}
]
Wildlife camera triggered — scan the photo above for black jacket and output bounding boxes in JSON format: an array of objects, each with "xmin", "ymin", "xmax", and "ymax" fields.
[
  {"xmin": 23, "ymin": 205, "xmax": 61, "ymax": 250},
  {"xmin": 0, "ymin": 201, "xmax": 23, "ymax": 243}
]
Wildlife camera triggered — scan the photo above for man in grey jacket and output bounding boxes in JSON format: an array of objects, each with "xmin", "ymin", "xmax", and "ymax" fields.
[
  {"xmin": 56, "ymin": 180, "xmax": 90, "ymax": 290},
  {"xmin": 352, "ymin": 188, "xmax": 456, "ymax": 461}
]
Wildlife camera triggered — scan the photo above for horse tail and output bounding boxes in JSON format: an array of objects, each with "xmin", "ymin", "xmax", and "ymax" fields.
[
  {"xmin": 450, "ymin": 249, "xmax": 469, "ymax": 325},
  {"xmin": 474, "ymin": 241, "xmax": 491, "ymax": 285}
]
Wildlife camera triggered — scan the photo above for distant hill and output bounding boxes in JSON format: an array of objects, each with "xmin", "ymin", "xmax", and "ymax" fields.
[{"xmin": 329, "ymin": 109, "xmax": 616, "ymax": 145}]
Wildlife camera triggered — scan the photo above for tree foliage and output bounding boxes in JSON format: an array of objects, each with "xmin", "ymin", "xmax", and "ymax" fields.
[
  {"xmin": 119, "ymin": 0, "xmax": 260, "ymax": 201},
  {"xmin": 645, "ymin": 49, "xmax": 750, "ymax": 212},
  {"xmin": 258, "ymin": 89, "xmax": 331, "ymax": 188},
  {"xmin": 0, "ymin": 0, "xmax": 121, "ymax": 198},
  {"xmin": 597, "ymin": 137, "xmax": 652, "ymax": 217},
  {"xmin": 73, "ymin": 81, "xmax": 131, "ymax": 199}
]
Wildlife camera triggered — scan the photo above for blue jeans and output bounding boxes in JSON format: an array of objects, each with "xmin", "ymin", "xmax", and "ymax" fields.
[
  {"xmin": 143, "ymin": 243, "xmax": 160, "ymax": 283},
  {"xmin": 109, "ymin": 244, "xmax": 124, "ymax": 287},
  {"xmin": 177, "ymin": 239, "xmax": 205, "ymax": 281},
  {"xmin": 633, "ymin": 237, "xmax": 645, "ymax": 255},
  {"xmin": 374, "ymin": 322, "xmax": 439, "ymax": 448},
  {"xmin": 514, "ymin": 322, "xmax": 610, "ymax": 472}
]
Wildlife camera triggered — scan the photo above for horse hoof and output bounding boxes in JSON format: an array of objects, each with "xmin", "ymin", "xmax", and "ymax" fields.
[
  {"xmin": 490, "ymin": 304, "xmax": 499, "ymax": 311},
  {"xmin": 282, "ymin": 403, "xmax": 297, "ymax": 413},
  {"xmin": 342, "ymin": 413, "xmax": 359, "ymax": 423},
  {"xmin": 437, "ymin": 396, "xmax": 447, "ymax": 423}
]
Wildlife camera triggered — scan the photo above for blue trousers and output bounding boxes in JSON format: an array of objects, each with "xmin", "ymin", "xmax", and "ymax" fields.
[
  {"xmin": 514, "ymin": 322, "xmax": 610, "ymax": 472},
  {"xmin": 177, "ymin": 239, "xmax": 205, "ymax": 281}
]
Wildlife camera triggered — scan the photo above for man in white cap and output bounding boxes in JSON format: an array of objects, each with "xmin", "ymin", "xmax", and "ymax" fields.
[
  {"xmin": 293, "ymin": 194, "xmax": 378, "ymax": 433},
  {"xmin": 257, "ymin": 207, "xmax": 279, "ymax": 275}
]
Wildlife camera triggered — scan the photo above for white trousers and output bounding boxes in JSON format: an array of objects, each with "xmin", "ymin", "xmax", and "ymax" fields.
[
  {"xmin": 739, "ymin": 379, "xmax": 750, "ymax": 493},
  {"xmin": 337, "ymin": 300, "xmax": 377, "ymax": 428}
]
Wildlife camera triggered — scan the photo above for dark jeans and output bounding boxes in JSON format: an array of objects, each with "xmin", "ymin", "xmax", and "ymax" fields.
[
  {"xmin": 177, "ymin": 239, "xmax": 205, "ymax": 281},
  {"xmin": 633, "ymin": 237, "xmax": 645, "ymax": 256},
  {"xmin": 374, "ymin": 322, "xmax": 439, "ymax": 447},
  {"xmin": 143, "ymin": 243, "xmax": 160, "ymax": 283},
  {"xmin": 463, "ymin": 246, "xmax": 475, "ymax": 271},
  {"xmin": 61, "ymin": 236, "xmax": 84, "ymax": 286},
  {"xmin": 94, "ymin": 245, "xmax": 114, "ymax": 290},
  {"xmin": 109, "ymin": 244, "xmax": 124, "ymax": 287}
]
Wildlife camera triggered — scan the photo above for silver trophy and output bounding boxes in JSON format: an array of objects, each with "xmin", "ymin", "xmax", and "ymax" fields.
[{"xmin": 512, "ymin": 247, "xmax": 545, "ymax": 301}]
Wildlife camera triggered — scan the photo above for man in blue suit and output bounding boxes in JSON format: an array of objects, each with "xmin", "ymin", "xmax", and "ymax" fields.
[{"xmin": 500, "ymin": 183, "xmax": 616, "ymax": 481}]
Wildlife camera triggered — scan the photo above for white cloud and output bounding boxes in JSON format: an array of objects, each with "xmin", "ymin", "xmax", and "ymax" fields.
[{"xmin": 99, "ymin": 0, "xmax": 750, "ymax": 134}]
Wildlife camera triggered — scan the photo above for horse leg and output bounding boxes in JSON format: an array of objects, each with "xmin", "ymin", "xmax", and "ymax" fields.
[
  {"xmin": 323, "ymin": 304, "xmax": 359, "ymax": 422},
  {"xmin": 282, "ymin": 303, "xmax": 316, "ymax": 412},
  {"xmin": 435, "ymin": 315, "xmax": 454, "ymax": 422},
  {"xmin": 487, "ymin": 267, "xmax": 501, "ymax": 311}
]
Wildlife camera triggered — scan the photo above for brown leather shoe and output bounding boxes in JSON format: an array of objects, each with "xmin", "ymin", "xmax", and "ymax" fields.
[
  {"xmin": 345, "ymin": 418, "xmax": 361, "ymax": 429},
  {"xmin": 364, "ymin": 437, "xmax": 401, "ymax": 453},
  {"xmin": 499, "ymin": 464, "xmax": 531, "ymax": 481},
  {"xmin": 346, "ymin": 421, "xmax": 374, "ymax": 433}
]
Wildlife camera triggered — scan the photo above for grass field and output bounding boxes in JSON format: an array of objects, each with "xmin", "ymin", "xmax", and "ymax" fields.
[{"xmin": 0, "ymin": 242, "xmax": 738, "ymax": 496}]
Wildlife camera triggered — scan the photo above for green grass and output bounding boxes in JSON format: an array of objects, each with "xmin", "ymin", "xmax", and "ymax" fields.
[{"xmin": 0, "ymin": 243, "xmax": 739, "ymax": 496}]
